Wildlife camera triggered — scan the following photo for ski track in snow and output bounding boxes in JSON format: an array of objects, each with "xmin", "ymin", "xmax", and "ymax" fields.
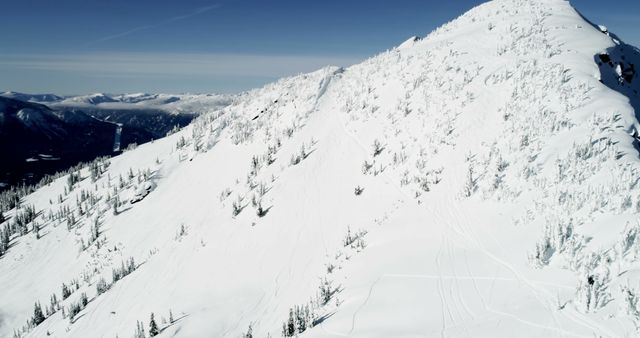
[{"xmin": 435, "ymin": 238, "xmax": 449, "ymax": 337}]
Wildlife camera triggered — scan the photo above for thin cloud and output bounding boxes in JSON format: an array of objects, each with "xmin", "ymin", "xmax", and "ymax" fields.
[
  {"xmin": 0, "ymin": 52, "xmax": 363, "ymax": 79},
  {"xmin": 87, "ymin": 4, "xmax": 221, "ymax": 46}
]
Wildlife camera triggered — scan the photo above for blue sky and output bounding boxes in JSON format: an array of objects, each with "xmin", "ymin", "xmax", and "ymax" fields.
[{"xmin": 0, "ymin": 0, "xmax": 638, "ymax": 95}]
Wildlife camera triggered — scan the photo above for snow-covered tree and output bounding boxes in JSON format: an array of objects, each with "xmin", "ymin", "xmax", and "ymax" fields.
[
  {"xmin": 284, "ymin": 308, "xmax": 295, "ymax": 337},
  {"xmin": 318, "ymin": 277, "xmax": 334, "ymax": 306},
  {"xmin": 134, "ymin": 320, "xmax": 146, "ymax": 338},
  {"xmin": 0, "ymin": 225, "xmax": 9, "ymax": 255},
  {"xmin": 372, "ymin": 139, "xmax": 384, "ymax": 157},
  {"xmin": 244, "ymin": 324, "xmax": 253, "ymax": 338},
  {"xmin": 149, "ymin": 313, "xmax": 159, "ymax": 337},
  {"xmin": 48, "ymin": 294, "xmax": 59, "ymax": 316},
  {"xmin": 96, "ymin": 277, "xmax": 109, "ymax": 295},
  {"xmin": 61, "ymin": 283, "xmax": 72, "ymax": 300},
  {"xmin": 362, "ymin": 160, "xmax": 373, "ymax": 174},
  {"xmin": 80, "ymin": 292, "xmax": 88, "ymax": 307},
  {"xmin": 462, "ymin": 166, "xmax": 476, "ymax": 197},
  {"xmin": 32, "ymin": 302, "xmax": 45, "ymax": 326},
  {"xmin": 576, "ymin": 273, "xmax": 611, "ymax": 313},
  {"xmin": 232, "ymin": 196, "xmax": 243, "ymax": 216}
]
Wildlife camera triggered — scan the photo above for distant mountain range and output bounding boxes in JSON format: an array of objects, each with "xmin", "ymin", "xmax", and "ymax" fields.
[
  {"xmin": 0, "ymin": 92, "xmax": 233, "ymax": 189},
  {"xmin": 0, "ymin": 91, "xmax": 64, "ymax": 103}
]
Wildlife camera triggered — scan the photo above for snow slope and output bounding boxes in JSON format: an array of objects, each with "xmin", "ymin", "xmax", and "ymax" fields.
[{"xmin": 2, "ymin": 0, "xmax": 640, "ymax": 337}]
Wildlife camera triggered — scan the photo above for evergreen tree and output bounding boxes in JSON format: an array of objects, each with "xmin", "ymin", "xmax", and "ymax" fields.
[
  {"xmin": 1, "ymin": 225, "xmax": 9, "ymax": 254},
  {"xmin": 134, "ymin": 320, "xmax": 145, "ymax": 338},
  {"xmin": 244, "ymin": 324, "xmax": 253, "ymax": 338},
  {"xmin": 112, "ymin": 195, "xmax": 120, "ymax": 215},
  {"xmin": 286, "ymin": 308, "xmax": 296, "ymax": 336},
  {"xmin": 32, "ymin": 302, "xmax": 45, "ymax": 326},
  {"xmin": 96, "ymin": 277, "xmax": 109, "ymax": 295},
  {"xmin": 256, "ymin": 201, "xmax": 266, "ymax": 217},
  {"xmin": 149, "ymin": 313, "xmax": 159, "ymax": 337},
  {"xmin": 80, "ymin": 292, "xmax": 88, "ymax": 307},
  {"xmin": 49, "ymin": 294, "xmax": 59, "ymax": 314},
  {"xmin": 463, "ymin": 166, "xmax": 476, "ymax": 197},
  {"xmin": 169, "ymin": 309, "xmax": 174, "ymax": 324},
  {"xmin": 232, "ymin": 197, "xmax": 243, "ymax": 216},
  {"xmin": 68, "ymin": 300, "xmax": 82, "ymax": 322},
  {"xmin": 295, "ymin": 306, "xmax": 306, "ymax": 333},
  {"xmin": 127, "ymin": 257, "xmax": 136, "ymax": 274},
  {"xmin": 61, "ymin": 283, "xmax": 72, "ymax": 300}
]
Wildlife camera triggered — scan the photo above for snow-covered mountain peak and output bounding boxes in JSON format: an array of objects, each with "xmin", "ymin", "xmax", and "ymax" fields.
[
  {"xmin": 62, "ymin": 93, "xmax": 117, "ymax": 105},
  {"xmin": 2, "ymin": 1, "xmax": 640, "ymax": 337}
]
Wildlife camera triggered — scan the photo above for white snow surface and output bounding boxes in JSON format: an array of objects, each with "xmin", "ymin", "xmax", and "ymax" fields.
[{"xmin": 2, "ymin": 0, "xmax": 640, "ymax": 337}]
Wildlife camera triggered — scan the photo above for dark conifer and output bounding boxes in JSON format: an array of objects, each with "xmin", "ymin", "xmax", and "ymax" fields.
[
  {"xmin": 32, "ymin": 302, "xmax": 45, "ymax": 326},
  {"xmin": 149, "ymin": 313, "xmax": 159, "ymax": 337}
]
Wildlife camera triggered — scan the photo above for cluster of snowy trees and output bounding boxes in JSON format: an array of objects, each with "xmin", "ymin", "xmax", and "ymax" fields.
[
  {"xmin": 360, "ymin": 140, "xmax": 389, "ymax": 177},
  {"xmin": 134, "ymin": 310, "xmax": 175, "ymax": 338},
  {"xmin": 67, "ymin": 292, "xmax": 89, "ymax": 321},
  {"xmin": 31, "ymin": 302, "xmax": 45, "ymax": 326},
  {"xmin": 621, "ymin": 285, "xmax": 640, "ymax": 328},
  {"xmin": 279, "ymin": 274, "xmax": 340, "ymax": 336},
  {"xmin": 0, "ymin": 126, "xmax": 168, "ymax": 337},
  {"xmin": 0, "ymin": 187, "xmax": 26, "ymax": 213},
  {"xmin": 12, "ymin": 205, "xmax": 37, "ymax": 234},
  {"xmin": 282, "ymin": 305, "xmax": 315, "ymax": 337},
  {"xmin": 40, "ymin": 292, "xmax": 62, "ymax": 319},
  {"xmin": 15, "ymin": 256, "xmax": 140, "ymax": 336},
  {"xmin": 343, "ymin": 227, "xmax": 367, "ymax": 250},
  {"xmin": 0, "ymin": 204, "xmax": 38, "ymax": 257},
  {"xmin": 224, "ymin": 71, "xmax": 326, "ymax": 147},
  {"xmin": 278, "ymin": 222, "xmax": 374, "ymax": 337},
  {"xmin": 81, "ymin": 217, "xmax": 102, "ymax": 251},
  {"xmin": 0, "ymin": 157, "xmax": 118, "ymax": 262},
  {"xmin": 230, "ymin": 138, "xmax": 287, "ymax": 218},
  {"xmin": 278, "ymin": 226, "xmax": 371, "ymax": 336},
  {"xmin": 88, "ymin": 157, "xmax": 110, "ymax": 182},
  {"xmin": 75, "ymin": 189, "xmax": 101, "ymax": 217},
  {"xmin": 289, "ymin": 142, "xmax": 312, "ymax": 167},
  {"xmin": 11, "ymin": 290, "xmax": 84, "ymax": 337},
  {"xmin": 112, "ymin": 257, "xmax": 137, "ymax": 283},
  {"xmin": 231, "ymin": 192, "xmax": 259, "ymax": 217},
  {"xmin": 0, "ymin": 224, "xmax": 9, "ymax": 256},
  {"xmin": 134, "ymin": 313, "xmax": 159, "ymax": 338},
  {"xmin": 0, "ymin": 157, "xmax": 103, "ymax": 214},
  {"xmin": 61, "ymin": 280, "xmax": 80, "ymax": 300},
  {"xmin": 65, "ymin": 171, "xmax": 81, "ymax": 192},
  {"xmin": 96, "ymin": 277, "xmax": 109, "ymax": 295},
  {"xmin": 175, "ymin": 135, "xmax": 188, "ymax": 149}
]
